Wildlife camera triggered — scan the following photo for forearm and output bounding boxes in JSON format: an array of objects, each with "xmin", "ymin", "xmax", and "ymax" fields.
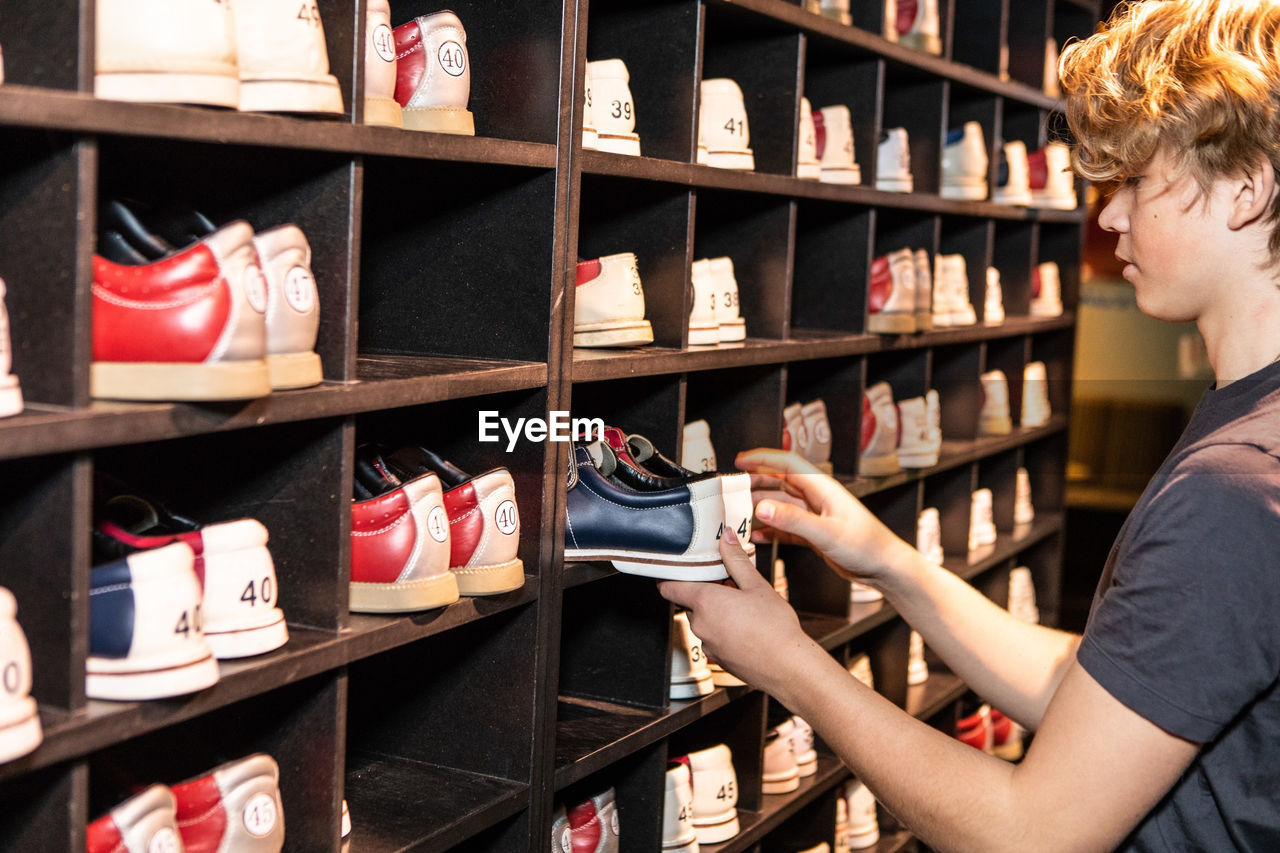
[
  {"xmin": 879, "ymin": 547, "xmax": 1080, "ymax": 729},
  {"xmin": 772, "ymin": 644, "xmax": 1080, "ymax": 853}
]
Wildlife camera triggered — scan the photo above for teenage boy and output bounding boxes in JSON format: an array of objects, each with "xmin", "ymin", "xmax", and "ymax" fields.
[{"xmin": 660, "ymin": 1, "xmax": 1280, "ymax": 848}]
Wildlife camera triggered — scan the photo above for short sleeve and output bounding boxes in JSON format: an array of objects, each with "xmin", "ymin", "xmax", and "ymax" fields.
[{"xmin": 1077, "ymin": 443, "xmax": 1280, "ymax": 743}]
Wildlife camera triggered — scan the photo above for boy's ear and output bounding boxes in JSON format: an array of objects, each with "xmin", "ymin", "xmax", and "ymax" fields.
[{"xmin": 1227, "ymin": 157, "xmax": 1277, "ymax": 230}]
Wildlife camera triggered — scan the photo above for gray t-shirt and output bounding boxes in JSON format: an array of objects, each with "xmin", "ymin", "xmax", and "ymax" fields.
[{"xmin": 1077, "ymin": 359, "xmax": 1280, "ymax": 851}]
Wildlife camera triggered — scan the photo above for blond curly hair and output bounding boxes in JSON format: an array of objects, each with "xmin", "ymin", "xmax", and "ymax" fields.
[{"xmin": 1060, "ymin": 0, "xmax": 1280, "ymax": 253}]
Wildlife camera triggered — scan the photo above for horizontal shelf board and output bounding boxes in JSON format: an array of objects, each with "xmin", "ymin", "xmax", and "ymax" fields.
[
  {"xmin": 345, "ymin": 751, "xmax": 528, "ymax": 852},
  {"xmin": 581, "ymin": 151, "xmax": 1084, "ymax": 223},
  {"xmin": 0, "ymin": 356, "xmax": 546, "ymax": 461},
  {"xmin": 876, "ymin": 829, "xmax": 918, "ymax": 853},
  {"xmin": 3, "ymin": 583, "xmax": 537, "ymax": 781},
  {"xmin": 906, "ymin": 669, "xmax": 967, "ymax": 720},
  {"xmin": 343, "ymin": 577, "xmax": 538, "ymax": 666},
  {"xmin": 711, "ymin": 0, "xmax": 1061, "ymax": 110},
  {"xmin": 570, "ymin": 316, "xmax": 1075, "ymax": 382},
  {"xmin": 699, "ymin": 756, "xmax": 849, "ymax": 853},
  {"xmin": 803, "ymin": 511, "xmax": 1063, "ymax": 650},
  {"xmin": 553, "ymin": 689, "xmax": 742, "ymax": 789},
  {"xmin": 842, "ymin": 415, "xmax": 1069, "ymax": 499},
  {"xmin": 0, "ymin": 85, "xmax": 555, "ymax": 167}
]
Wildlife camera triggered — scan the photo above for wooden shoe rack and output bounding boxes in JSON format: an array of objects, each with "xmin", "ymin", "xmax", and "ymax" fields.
[{"xmin": 0, "ymin": 0, "xmax": 1098, "ymax": 849}]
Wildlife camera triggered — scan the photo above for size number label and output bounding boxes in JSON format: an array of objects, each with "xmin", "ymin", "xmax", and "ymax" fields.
[
  {"xmin": 723, "ymin": 117, "xmax": 745, "ymax": 137},
  {"xmin": 2, "ymin": 661, "xmax": 19, "ymax": 694},
  {"xmin": 438, "ymin": 41, "xmax": 466, "ymax": 76},
  {"xmin": 495, "ymin": 500, "xmax": 519, "ymax": 536},
  {"xmin": 244, "ymin": 264, "xmax": 268, "ymax": 314},
  {"xmin": 296, "ymin": 3, "xmax": 321, "ymax": 25},
  {"xmin": 717, "ymin": 780, "xmax": 736, "ymax": 801},
  {"xmin": 241, "ymin": 577, "xmax": 274, "ymax": 607},
  {"xmin": 427, "ymin": 506, "xmax": 450, "ymax": 543},
  {"xmin": 174, "ymin": 605, "xmax": 203, "ymax": 638},
  {"xmin": 243, "ymin": 793, "xmax": 279, "ymax": 837},
  {"xmin": 609, "ymin": 99, "xmax": 633, "ymax": 120},
  {"xmin": 284, "ymin": 266, "xmax": 316, "ymax": 313},
  {"xmin": 372, "ymin": 24, "xmax": 395, "ymax": 62}
]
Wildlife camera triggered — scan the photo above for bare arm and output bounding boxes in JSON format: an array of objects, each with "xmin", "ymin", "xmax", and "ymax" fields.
[
  {"xmin": 661, "ymin": 537, "xmax": 1199, "ymax": 853},
  {"xmin": 739, "ymin": 448, "xmax": 1077, "ymax": 727}
]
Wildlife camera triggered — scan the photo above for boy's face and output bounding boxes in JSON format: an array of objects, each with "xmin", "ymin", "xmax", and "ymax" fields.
[{"xmin": 1097, "ymin": 147, "xmax": 1235, "ymax": 324}]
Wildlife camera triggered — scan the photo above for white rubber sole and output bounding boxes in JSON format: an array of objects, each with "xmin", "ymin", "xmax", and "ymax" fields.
[
  {"xmin": 205, "ymin": 611, "xmax": 289, "ymax": 660},
  {"xmin": 941, "ymin": 181, "xmax": 988, "ymax": 201},
  {"xmin": 95, "ymin": 70, "xmax": 240, "ymax": 108},
  {"xmin": 669, "ymin": 675, "xmax": 714, "ymax": 700},
  {"xmin": 1031, "ymin": 192, "xmax": 1077, "ymax": 210},
  {"xmin": 688, "ymin": 323, "xmax": 720, "ymax": 346},
  {"xmin": 850, "ymin": 583, "xmax": 884, "ymax": 603},
  {"xmin": 916, "ymin": 312, "xmax": 933, "ymax": 331},
  {"xmin": 718, "ymin": 319, "xmax": 746, "ymax": 343},
  {"xmin": 866, "ymin": 312, "xmax": 916, "ymax": 334},
  {"xmin": 820, "ymin": 166, "xmax": 861, "ymax": 185},
  {"xmin": 349, "ymin": 572, "xmax": 460, "ymax": 613},
  {"xmin": 92, "ymin": 359, "xmax": 271, "ymax": 402},
  {"xmin": 796, "ymin": 753, "xmax": 818, "ymax": 777},
  {"xmin": 1030, "ymin": 302, "xmax": 1063, "ymax": 318},
  {"xmin": 596, "ymin": 133, "xmax": 641, "ymax": 156},
  {"xmin": 0, "ymin": 697, "xmax": 41, "ymax": 762},
  {"xmin": 858, "ymin": 452, "xmax": 900, "ymax": 478},
  {"xmin": 87, "ymin": 650, "xmax": 220, "ymax": 701},
  {"xmin": 899, "ymin": 447, "xmax": 940, "ymax": 468},
  {"xmin": 402, "ymin": 106, "xmax": 475, "ymax": 135},
  {"xmin": 797, "ymin": 162, "xmax": 822, "ymax": 180},
  {"xmin": 574, "ymin": 320, "xmax": 654, "ymax": 348},
  {"xmin": 564, "ymin": 549, "xmax": 728, "ymax": 581},
  {"xmin": 583, "ymin": 126, "xmax": 598, "ymax": 149},
  {"xmin": 710, "ymin": 664, "xmax": 746, "ymax": 687},
  {"xmin": 692, "ymin": 812, "xmax": 740, "ymax": 844},
  {"xmin": 876, "ymin": 176, "xmax": 913, "ymax": 193},
  {"xmin": 268, "ymin": 351, "xmax": 322, "ymax": 390},
  {"xmin": 849, "ymin": 827, "xmax": 880, "ymax": 849},
  {"xmin": 453, "ymin": 558, "xmax": 525, "ymax": 596},
  {"xmin": 706, "ymin": 148, "xmax": 755, "ymax": 171},
  {"xmin": 762, "ymin": 770, "xmax": 800, "ymax": 794},
  {"xmin": 994, "ymin": 190, "xmax": 1032, "ymax": 206},
  {"xmin": 0, "ymin": 377, "xmax": 21, "ymax": 417},
  {"xmin": 238, "ymin": 75, "xmax": 344, "ymax": 114},
  {"xmin": 364, "ymin": 96, "xmax": 404, "ymax": 128},
  {"xmin": 662, "ymin": 835, "xmax": 699, "ymax": 852},
  {"xmin": 901, "ymin": 32, "xmax": 942, "ymax": 54}
]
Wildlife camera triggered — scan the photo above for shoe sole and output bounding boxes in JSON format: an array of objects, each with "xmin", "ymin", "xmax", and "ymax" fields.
[
  {"xmin": 0, "ymin": 378, "xmax": 21, "ymax": 417},
  {"xmin": 662, "ymin": 837, "xmax": 699, "ymax": 852},
  {"xmin": 1031, "ymin": 192, "xmax": 1077, "ymax": 209},
  {"xmin": 564, "ymin": 550, "xmax": 728, "ymax": 581},
  {"xmin": 205, "ymin": 611, "xmax": 289, "ymax": 660},
  {"xmin": 900, "ymin": 32, "xmax": 942, "ymax": 54},
  {"xmin": 688, "ymin": 324, "xmax": 720, "ymax": 346},
  {"xmin": 583, "ymin": 126, "xmax": 598, "ymax": 149},
  {"xmin": 669, "ymin": 676, "xmax": 714, "ymax": 700},
  {"xmin": 705, "ymin": 149, "xmax": 755, "ymax": 170},
  {"xmin": 994, "ymin": 191, "xmax": 1032, "ymax": 206},
  {"xmin": 916, "ymin": 312, "xmax": 933, "ymax": 331},
  {"xmin": 364, "ymin": 96, "xmax": 404, "ymax": 128},
  {"xmin": 941, "ymin": 182, "xmax": 988, "ymax": 201},
  {"xmin": 453, "ymin": 557, "xmax": 525, "ymax": 596},
  {"xmin": 87, "ymin": 650, "xmax": 220, "ymax": 701},
  {"xmin": 978, "ymin": 415, "xmax": 1012, "ymax": 436},
  {"xmin": 692, "ymin": 812, "xmax": 740, "ymax": 844},
  {"xmin": 762, "ymin": 772, "xmax": 800, "ymax": 795},
  {"xmin": 866, "ymin": 312, "xmax": 916, "ymax": 334},
  {"xmin": 858, "ymin": 453, "xmax": 900, "ymax": 478},
  {"xmin": 92, "ymin": 360, "xmax": 271, "ymax": 402},
  {"xmin": 0, "ymin": 697, "xmax": 40, "ymax": 763},
  {"xmin": 850, "ymin": 585, "xmax": 884, "ymax": 603},
  {"xmin": 349, "ymin": 572, "xmax": 460, "ymax": 613},
  {"xmin": 596, "ymin": 133, "xmax": 641, "ymax": 156},
  {"xmin": 899, "ymin": 448, "xmax": 940, "ymax": 468},
  {"xmin": 238, "ymin": 75, "xmax": 344, "ymax": 114},
  {"xmin": 876, "ymin": 177, "xmax": 914, "ymax": 193},
  {"xmin": 95, "ymin": 71, "xmax": 240, "ymax": 108},
  {"xmin": 710, "ymin": 666, "xmax": 746, "ymax": 687},
  {"xmin": 797, "ymin": 163, "xmax": 822, "ymax": 180},
  {"xmin": 796, "ymin": 754, "xmax": 818, "ymax": 776},
  {"xmin": 574, "ymin": 321, "xmax": 654, "ymax": 348},
  {"xmin": 267, "ymin": 351, "xmax": 323, "ymax": 390},
  {"xmin": 402, "ymin": 107, "xmax": 475, "ymax": 135},
  {"xmin": 819, "ymin": 166, "xmax": 861, "ymax": 185},
  {"xmin": 717, "ymin": 319, "xmax": 746, "ymax": 342}
]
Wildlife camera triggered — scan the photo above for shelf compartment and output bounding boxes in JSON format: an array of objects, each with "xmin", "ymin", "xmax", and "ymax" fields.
[
  {"xmin": 554, "ymin": 691, "xmax": 741, "ymax": 789},
  {"xmin": 699, "ymin": 755, "xmax": 847, "ymax": 853},
  {"xmin": 0, "ymin": 86, "xmax": 557, "ymax": 168},
  {"xmin": 344, "ymin": 751, "xmax": 529, "ymax": 853},
  {"xmin": 0, "ymin": 357, "xmax": 547, "ymax": 462},
  {"xmin": 1, "ymin": 582, "xmax": 537, "ymax": 783}
]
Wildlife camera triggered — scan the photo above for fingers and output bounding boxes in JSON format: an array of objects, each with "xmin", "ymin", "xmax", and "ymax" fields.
[
  {"xmin": 719, "ymin": 533, "xmax": 769, "ymax": 591},
  {"xmin": 736, "ymin": 448, "xmax": 821, "ymax": 477},
  {"xmin": 756, "ymin": 496, "xmax": 836, "ymax": 553},
  {"xmin": 657, "ymin": 579, "xmax": 703, "ymax": 609}
]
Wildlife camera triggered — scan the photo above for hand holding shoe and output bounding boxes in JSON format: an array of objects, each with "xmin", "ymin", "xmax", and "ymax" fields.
[
  {"xmin": 658, "ymin": 535, "xmax": 821, "ymax": 699},
  {"xmin": 734, "ymin": 448, "xmax": 922, "ymax": 594}
]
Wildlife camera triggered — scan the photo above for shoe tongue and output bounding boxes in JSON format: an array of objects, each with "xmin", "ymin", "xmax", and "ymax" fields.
[
  {"xmin": 101, "ymin": 494, "xmax": 162, "ymax": 534},
  {"xmin": 625, "ymin": 433, "xmax": 657, "ymax": 464},
  {"xmin": 353, "ymin": 449, "xmax": 402, "ymax": 499},
  {"xmin": 582, "ymin": 440, "xmax": 617, "ymax": 478},
  {"xmin": 100, "ymin": 200, "xmax": 177, "ymax": 262}
]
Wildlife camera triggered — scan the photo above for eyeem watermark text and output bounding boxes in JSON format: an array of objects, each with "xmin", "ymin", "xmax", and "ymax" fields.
[{"xmin": 479, "ymin": 411, "xmax": 604, "ymax": 451}]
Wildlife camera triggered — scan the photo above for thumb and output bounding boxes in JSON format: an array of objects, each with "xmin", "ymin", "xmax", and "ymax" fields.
[
  {"xmin": 719, "ymin": 532, "xmax": 768, "ymax": 590},
  {"xmin": 755, "ymin": 497, "xmax": 833, "ymax": 552}
]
